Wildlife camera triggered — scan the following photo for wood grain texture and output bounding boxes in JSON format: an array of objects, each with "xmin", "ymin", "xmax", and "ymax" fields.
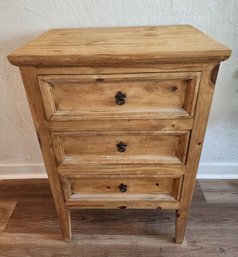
[
  {"xmin": 175, "ymin": 63, "xmax": 220, "ymax": 243},
  {"xmin": 60, "ymin": 174, "xmax": 183, "ymax": 207},
  {"xmin": 1, "ymin": 179, "xmax": 238, "ymax": 257},
  {"xmin": 51, "ymin": 131, "xmax": 190, "ymax": 165},
  {"xmin": 66, "ymin": 198, "xmax": 180, "ymax": 210},
  {"xmin": 0, "ymin": 201, "xmax": 16, "ymax": 232},
  {"xmin": 38, "ymin": 72, "xmax": 200, "ymax": 120},
  {"xmin": 69, "ymin": 176, "xmax": 180, "ymax": 195},
  {"xmin": 36, "ymin": 63, "xmax": 205, "ymax": 75},
  {"xmin": 19, "ymin": 67, "xmax": 72, "ymax": 241},
  {"xmin": 58, "ymin": 164, "xmax": 185, "ymax": 176},
  {"xmin": 8, "ymin": 25, "xmax": 231, "ymax": 66},
  {"xmin": 200, "ymin": 179, "xmax": 238, "ymax": 203},
  {"xmin": 48, "ymin": 118, "xmax": 194, "ymax": 132}
]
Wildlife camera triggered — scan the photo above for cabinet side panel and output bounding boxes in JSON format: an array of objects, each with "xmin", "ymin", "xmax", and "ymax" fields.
[
  {"xmin": 19, "ymin": 67, "xmax": 71, "ymax": 241},
  {"xmin": 176, "ymin": 63, "xmax": 220, "ymax": 243}
]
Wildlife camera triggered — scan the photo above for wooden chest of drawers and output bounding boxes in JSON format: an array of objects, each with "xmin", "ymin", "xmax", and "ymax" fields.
[{"xmin": 8, "ymin": 25, "xmax": 231, "ymax": 242}]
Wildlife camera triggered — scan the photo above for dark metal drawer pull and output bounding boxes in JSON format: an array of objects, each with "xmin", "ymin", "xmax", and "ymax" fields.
[
  {"xmin": 117, "ymin": 142, "xmax": 127, "ymax": 152},
  {"xmin": 115, "ymin": 91, "xmax": 126, "ymax": 105},
  {"xmin": 119, "ymin": 183, "xmax": 127, "ymax": 193}
]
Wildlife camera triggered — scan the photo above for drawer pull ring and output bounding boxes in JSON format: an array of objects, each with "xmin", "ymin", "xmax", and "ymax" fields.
[
  {"xmin": 119, "ymin": 183, "xmax": 128, "ymax": 193},
  {"xmin": 117, "ymin": 142, "xmax": 127, "ymax": 152},
  {"xmin": 115, "ymin": 91, "xmax": 126, "ymax": 105}
]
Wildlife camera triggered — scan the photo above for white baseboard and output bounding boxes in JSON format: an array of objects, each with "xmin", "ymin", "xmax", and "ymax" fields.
[
  {"xmin": 198, "ymin": 163, "xmax": 238, "ymax": 179},
  {"xmin": 0, "ymin": 163, "xmax": 47, "ymax": 179},
  {"xmin": 0, "ymin": 163, "xmax": 238, "ymax": 179}
]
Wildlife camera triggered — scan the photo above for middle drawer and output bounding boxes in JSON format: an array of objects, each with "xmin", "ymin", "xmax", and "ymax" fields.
[{"xmin": 51, "ymin": 131, "xmax": 190, "ymax": 166}]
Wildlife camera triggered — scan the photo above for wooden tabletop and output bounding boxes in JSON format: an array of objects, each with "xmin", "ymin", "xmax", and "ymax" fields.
[{"xmin": 8, "ymin": 25, "xmax": 231, "ymax": 66}]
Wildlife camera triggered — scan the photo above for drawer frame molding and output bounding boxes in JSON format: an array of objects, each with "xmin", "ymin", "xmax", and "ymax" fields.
[
  {"xmin": 60, "ymin": 174, "xmax": 184, "ymax": 203},
  {"xmin": 38, "ymin": 72, "xmax": 201, "ymax": 121},
  {"xmin": 61, "ymin": 174, "xmax": 183, "ymax": 210},
  {"xmin": 51, "ymin": 131, "xmax": 190, "ymax": 166}
]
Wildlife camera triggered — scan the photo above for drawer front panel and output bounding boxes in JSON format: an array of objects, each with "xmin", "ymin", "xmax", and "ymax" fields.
[
  {"xmin": 38, "ymin": 72, "xmax": 200, "ymax": 120},
  {"xmin": 52, "ymin": 131, "xmax": 190, "ymax": 165},
  {"xmin": 61, "ymin": 175, "xmax": 183, "ymax": 202}
]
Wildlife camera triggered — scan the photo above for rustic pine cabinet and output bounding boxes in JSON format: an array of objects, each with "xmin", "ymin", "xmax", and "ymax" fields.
[{"xmin": 8, "ymin": 25, "xmax": 231, "ymax": 242}]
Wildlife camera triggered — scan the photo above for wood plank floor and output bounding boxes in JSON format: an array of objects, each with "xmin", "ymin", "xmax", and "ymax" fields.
[{"xmin": 0, "ymin": 179, "xmax": 237, "ymax": 257}]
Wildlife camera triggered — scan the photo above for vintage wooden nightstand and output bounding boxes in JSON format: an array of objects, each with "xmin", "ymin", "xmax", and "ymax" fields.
[{"xmin": 8, "ymin": 25, "xmax": 231, "ymax": 242}]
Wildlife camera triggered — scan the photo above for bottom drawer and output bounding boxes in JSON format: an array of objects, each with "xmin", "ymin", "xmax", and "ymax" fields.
[{"xmin": 61, "ymin": 175, "xmax": 183, "ymax": 209}]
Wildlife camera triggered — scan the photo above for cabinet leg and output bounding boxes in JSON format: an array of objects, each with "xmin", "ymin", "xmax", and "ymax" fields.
[
  {"xmin": 175, "ymin": 209, "xmax": 187, "ymax": 243},
  {"xmin": 60, "ymin": 209, "xmax": 72, "ymax": 241}
]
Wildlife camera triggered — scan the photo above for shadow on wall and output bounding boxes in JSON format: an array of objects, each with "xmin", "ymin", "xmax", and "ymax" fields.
[{"xmin": 233, "ymin": 69, "xmax": 238, "ymax": 80}]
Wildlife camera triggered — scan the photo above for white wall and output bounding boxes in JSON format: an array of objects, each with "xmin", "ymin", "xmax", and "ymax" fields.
[{"xmin": 0, "ymin": 0, "xmax": 237, "ymax": 179}]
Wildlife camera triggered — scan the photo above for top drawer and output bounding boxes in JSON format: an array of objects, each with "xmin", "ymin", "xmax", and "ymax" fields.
[{"xmin": 38, "ymin": 72, "xmax": 200, "ymax": 121}]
